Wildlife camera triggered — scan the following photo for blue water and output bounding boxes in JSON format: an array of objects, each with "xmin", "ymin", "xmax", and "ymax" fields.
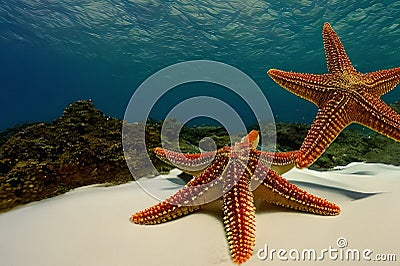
[{"xmin": 1, "ymin": 0, "xmax": 400, "ymax": 130}]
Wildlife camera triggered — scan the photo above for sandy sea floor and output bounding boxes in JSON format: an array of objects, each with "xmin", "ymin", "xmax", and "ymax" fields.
[{"xmin": 0, "ymin": 163, "xmax": 399, "ymax": 265}]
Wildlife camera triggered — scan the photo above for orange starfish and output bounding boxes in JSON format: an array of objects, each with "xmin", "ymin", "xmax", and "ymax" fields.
[
  {"xmin": 268, "ymin": 22, "xmax": 400, "ymax": 168},
  {"xmin": 131, "ymin": 130, "xmax": 340, "ymax": 264}
]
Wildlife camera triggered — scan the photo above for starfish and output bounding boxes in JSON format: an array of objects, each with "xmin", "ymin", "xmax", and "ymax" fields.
[
  {"xmin": 131, "ymin": 130, "xmax": 340, "ymax": 264},
  {"xmin": 268, "ymin": 22, "xmax": 400, "ymax": 168}
]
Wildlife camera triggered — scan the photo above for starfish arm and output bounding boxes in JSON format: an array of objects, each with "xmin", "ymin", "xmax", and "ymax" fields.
[
  {"xmin": 353, "ymin": 94, "xmax": 400, "ymax": 141},
  {"xmin": 323, "ymin": 22, "xmax": 356, "ymax": 74},
  {"xmin": 131, "ymin": 154, "xmax": 231, "ymax": 224},
  {"xmin": 154, "ymin": 147, "xmax": 219, "ymax": 174},
  {"xmin": 362, "ymin": 67, "xmax": 400, "ymax": 97},
  {"xmin": 255, "ymin": 150, "xmax": 299, "ymax": 175},
  {"xmin": 268, "ymin": 69, "xmax": 335, "ymax": 106},
  {"xmin": 297, "ymin": 96, "xmax": 351, "ymax": 168},
  {"xmin": 130, "ymin": 199, "xmax": 201, "ymax": 225},
  {"xmin": 255, "ymin": 150, "xmax": 299, "ymax": 165},
  {"xmin": 222, "ymin": 162, "xmax": 256, "ymax": 264},
  {"xmin": 185, "ymin": 154, "xmax": 229, "ymax": 187},
  {"xmin": 253, "ymin": 165, "xmax": 340, "ymax": 216},
  {"xmin": 241, "ymin": 130, "xmax": 260, "ymax": 148},
  {"xmin": 131, "ymin": 177, "xmax": 221, "ymax": 225}
]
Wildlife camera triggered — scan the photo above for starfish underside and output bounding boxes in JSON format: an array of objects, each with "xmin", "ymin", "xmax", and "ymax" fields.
[
  {"xmin": 131, "ymin": 130, "xmax": 340, "ymax": 264},
  {"xmin": 268, "ymin": 22, "xmax": 400, "ymax": 168}
]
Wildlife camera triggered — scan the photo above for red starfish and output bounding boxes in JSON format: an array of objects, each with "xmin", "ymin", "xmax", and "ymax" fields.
[
  {"xmin": 268, "ymin": 22, "xmax": 400, "ymax": 168},
  {"xmin": 131, "ymin": 130, "xmax": 340, "ymax": 264}
]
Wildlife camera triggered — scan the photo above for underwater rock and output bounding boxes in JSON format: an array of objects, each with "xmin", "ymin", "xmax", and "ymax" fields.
[
  {"xmin": 0, "ymin": 100, "xmax": 149, "ymax": 212},
  {"xmin": 0, "ymin": 123, "xmax": 35, "ymax": 147},
  {"xmin": 1, "ymin": 99, "xmax": 399, "ymax": 212}
]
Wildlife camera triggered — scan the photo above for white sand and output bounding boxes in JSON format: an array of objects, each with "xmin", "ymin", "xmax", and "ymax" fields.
[{"xmin": 0, "ymin": 163, "xmax": 399, "ymax": 266}]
